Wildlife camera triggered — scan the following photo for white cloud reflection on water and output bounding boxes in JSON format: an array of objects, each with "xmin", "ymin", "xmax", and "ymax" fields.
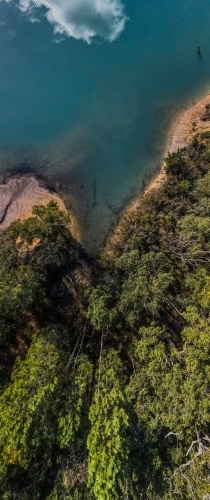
[{"xmin": 15, "ymin": 0, "xmax": 127, "ymax": 43}]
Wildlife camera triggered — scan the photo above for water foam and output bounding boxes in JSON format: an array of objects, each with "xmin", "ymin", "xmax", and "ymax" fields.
[{"xmin": 17, "ymin": 0, "xmax": 127, "ymax": 43}]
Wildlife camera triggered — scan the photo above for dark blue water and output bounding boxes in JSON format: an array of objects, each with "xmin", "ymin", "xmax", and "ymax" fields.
[{"xmin": 1, "ymin": 0, "xmax": 210, "ymax": 251}]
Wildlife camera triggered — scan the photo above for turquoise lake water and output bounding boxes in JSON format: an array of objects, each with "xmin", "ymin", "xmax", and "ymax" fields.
[{"xmin": 1, "ymin": 0, "xmax": 210, "ymax": 251}]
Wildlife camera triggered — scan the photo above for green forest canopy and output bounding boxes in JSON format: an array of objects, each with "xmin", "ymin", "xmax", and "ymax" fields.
[{"xmin": 0, "ymin": 132, "xmax": 210, "ymax": 499}]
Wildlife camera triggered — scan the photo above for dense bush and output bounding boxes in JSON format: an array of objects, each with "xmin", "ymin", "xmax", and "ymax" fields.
[{"xmin": 0, "ymin": 135, "xmax": 210, "ymax": 499}]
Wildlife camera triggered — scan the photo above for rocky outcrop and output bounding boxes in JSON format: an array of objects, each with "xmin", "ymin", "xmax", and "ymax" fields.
[{"xmin": 0, "ymin": 175, "xmax": 67, "ymax": 230}]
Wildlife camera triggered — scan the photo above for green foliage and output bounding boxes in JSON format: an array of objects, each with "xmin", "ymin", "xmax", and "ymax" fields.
[
  {"xmin": 1, "ymin": 135, "xmax": 210, "ymax": 499},
  {"xmin": 86, "ymin": 134, "xmax": 210, "ymax": 499},
  {"xmin": 57, "ymin": 354, "xmax": 93, "ymax": 448},
  {"xmin": 0, "ymin": 201, "xmax": 75, "ymax": 320},
  {"xmin": 0, "ymin": 333, "xmax": 60, "ymax": 468},
  {"xmin": 0, "ymin": 331, "xmax": 93, "ymax": 499},
  {"xmin": 87, "ymin": 251, "xmax": 174, "ymax": 329},
  {"xmin": 0, "ymin": 261, "xmax": 48, "ymax": 317},
  {"xmin": 199, "ymin": 129, "xmax": 210, "ymax": 139},
  {"xmin": 165, "ymin": 148, "xmax": 187, "ymax": 177},
  {"xmin": 177, "ymin": 213, "xmax": 210, "ymax": 243},
  {"xmin": 87, "ymin": 350, "xmax": 129, "ymax": 500},
  {"xmin": 116, "ymin": 251, "xmax": 174, "ymax": 325},
  {"xmin": 86, "ymin": 285, "xmax": 116, "ymax": 330},
  {"xmin": 185, "ymin": 268, "xmax": 210, "ymax": 313},
  {"xmin": 8, "ymin": 200, "xmax": 71, "ymax": 245}
]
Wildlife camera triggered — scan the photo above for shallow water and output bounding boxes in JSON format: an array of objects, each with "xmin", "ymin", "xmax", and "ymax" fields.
[{"xmin": 1, "ymin": 0, "xmax": 210, "ymax": 251}]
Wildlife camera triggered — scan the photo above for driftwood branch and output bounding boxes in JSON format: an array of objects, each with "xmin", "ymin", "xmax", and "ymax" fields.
[
  {"xmin": 105, "ymin": 200, "xmax": 118, "ymax": 214},
  {"xmin": 92, "ymin": 178, "xmax": 97, "ymax": 206}
]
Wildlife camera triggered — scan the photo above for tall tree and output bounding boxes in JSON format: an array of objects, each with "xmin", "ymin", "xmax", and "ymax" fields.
[{"xmin": 87, "ymin": 349, "xmax": 129, "ymax": 500}]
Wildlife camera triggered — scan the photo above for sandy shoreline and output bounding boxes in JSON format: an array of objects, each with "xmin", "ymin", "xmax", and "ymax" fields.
[
  {"xmin": 146, "ymin": 91, "xmax": 210, "ymax": 192},
  {"xmin": 126, "ymin": 90, "xmax": 210, "ymax": 214},
  {"xmin": 104, "ymin": 90, "xmax": 210, "ymax": 251},
  {"xmin": 1, "ymin": 91, "xmax": 210, "ymax": 248}
]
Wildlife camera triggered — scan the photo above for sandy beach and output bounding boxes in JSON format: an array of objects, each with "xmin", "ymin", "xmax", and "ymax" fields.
[
  {"xmin": 125, "ymin": 90, "xmax": 210, "ymax": 217},
  {"xmin": 104, "ymin": 90, "xmax": 210, "ymax": 252},
  {"xmin": 145, "ymin": 91, "xmax": 210, "ymax": 194}
]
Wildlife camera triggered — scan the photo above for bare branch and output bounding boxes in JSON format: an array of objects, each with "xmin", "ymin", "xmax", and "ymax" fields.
[
  {"xmin": 180, "ymin": 472, "xmax": 197, "ymax": 500},
  {"xmin": 165, "ymin": 431, "xmax": 182, "ymax": 439},
  {"xmin": 179, "ymin": 459, "xmax": 194, "ymax": 469},
  {"xmin": 98, "ymin": 328, "xmax": 104, "ymax": 398},
  {"xmin": 186, "ymin": 439, "xmax": 199, "ymax": 457},
  {"xmin": 178, "ymin": 342, "xmax": 188, "ymax": 359}
]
